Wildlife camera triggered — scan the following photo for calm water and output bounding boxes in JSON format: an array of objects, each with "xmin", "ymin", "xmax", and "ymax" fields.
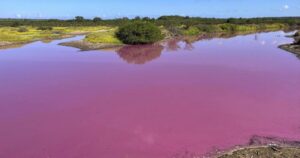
[{"xmin": 1, "ymin": 31, "xmax": 300, "ymax": 158}]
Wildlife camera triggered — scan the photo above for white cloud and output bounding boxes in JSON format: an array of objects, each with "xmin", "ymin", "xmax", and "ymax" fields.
[
  {"xmin": 16, "ymin": 14, "xmax": 22, "ymax": 18},
  {"xmin": 283, "ymin": 5, "xmax": 289, "ymax": 10}
]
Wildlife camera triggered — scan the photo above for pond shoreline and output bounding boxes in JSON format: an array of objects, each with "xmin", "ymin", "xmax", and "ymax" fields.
[
  {"xmin": 279, "ymin": 44, "xmax": 300, "ymax": 55},
  {"xmin": 0, "ymin": 33, "xmax": 85, "ymax": 50},
  {"xmin": 59, "ymin": 40, "xmax": 124, "ymax": 51},
  {"xmin": 216, "ymin": 145, "xmax": 300, "ymax": 158},
  {"xmin": 58, "ymin": 30, "xmax": 289, "ymax": 51},
  {"xmin": 1, "ymin": 26, "xmax": 296, "ymax": 51},
  {"xmin": 279, "ymin": 31, "xmax": 300, "ymax": 56},
  {"xmin": 215, "ymin": 136, "xmax": 300, "ymax": 158}
]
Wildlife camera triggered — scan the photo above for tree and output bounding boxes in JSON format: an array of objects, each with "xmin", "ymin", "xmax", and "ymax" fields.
[
  {"xmin": 11, "ymin": 21, "xmax": 21, "ymax": 27},
  {"xmin": 17, "ymin": 26, "xmax": 28, "ymax": 32},
  {"xmin": 142, "ymin": 17, "xmax": 151, "ymax": 21},
  {"xmin": 116, "ymin": 21, "xmax": 163, "ymax": 44},
  {"xmin": 93, "ymin": 17, "xmax": 102, "ymax": 22},
  {"xmin": 134, "ymin": 16, "xmax": 141, "ymax": 20},
  {"xmin": 75, "ymin": 16, "xmax": 84, "ymax": 22}
]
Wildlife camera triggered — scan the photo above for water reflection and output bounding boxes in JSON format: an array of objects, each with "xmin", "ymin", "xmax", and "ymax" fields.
[
  {"xmin": 165, "ymin": 38, "xmax": 195, "ymax": 52},
  {"xmin": 0, "ymin": 43, "xmax": 25, "ymax": 50},
  {"xmin": 117, "ymin": 44, "xmax": 163, "ymax": 64},
  {"xmin": 165, "ymin": 39, "xmax": 181, "ymax": 51}
]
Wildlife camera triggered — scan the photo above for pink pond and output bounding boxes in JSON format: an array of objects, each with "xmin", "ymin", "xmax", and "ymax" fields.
[{"xmin": 1, "ymin": 31, "xmax": 300, "ymax": 158}]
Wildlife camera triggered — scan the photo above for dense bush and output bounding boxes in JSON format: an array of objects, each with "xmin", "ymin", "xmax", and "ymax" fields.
[
  {"xmin": 196, "ymin": 24, "xmax": 222, "ymax": 33},
  {"xmin": 75, "ymin": 16, "xmax": 84, "ymax": 22},
  {"xmin": 182, "ymin": 26, "xmax": 200, "ymax": 36},
  {"xmin": 37, "ymin": 26, "xmax": 53, "ymax": 30},
  {"xmin": 93, "ymin": 17, "xmax": 102, "ymax": 22},
  {"xmin": 219, "ymin": 24, "xmax": 237, "ymax": 32},
  {"xmin": 17, "ymin": 26, "xmax": 28, "ymax": 32},
  {"xmin": 116, "ymin": 22, "xmax": 163, "ymax": 44},
  {"xmin": 11, "ymin": 22, "xmax": 21, "ymax": 27}
]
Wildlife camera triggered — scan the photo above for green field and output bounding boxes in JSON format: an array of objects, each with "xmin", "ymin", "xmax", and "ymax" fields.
[{"xmin": 0, "ymin": 26, "xmax": 112, "ymax": 44}]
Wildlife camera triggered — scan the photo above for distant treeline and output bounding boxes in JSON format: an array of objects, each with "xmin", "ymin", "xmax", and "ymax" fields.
[{"xmin": 1, "ymin": 16, "xmax": 300, "ymax": 27}]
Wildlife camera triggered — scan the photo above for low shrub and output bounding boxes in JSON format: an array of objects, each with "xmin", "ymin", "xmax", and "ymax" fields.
[
  {"xmin": 11, "ymin": 22, "xmax": 21, "ymax": 27},
  {"xmin": 182, "ymin": 26, "xmax": 200, "ymax": 36},
  {"xmin": 37, "ymin": 26, "xmax": 53, "ymax": 31},
  {"xmin": 219, "ymin": 24, "xmax": 237, "ymax": 32},
  {"xmin": 196, "ymin": 24, "xmax": 222, "ymax": 33},
  {"xmin": 17, "ymin": 26, "xmax": 28, "ymax": 32},
  {"xmin": 116, "ymin": 22, "xmax": 163, "ymax": 44}
]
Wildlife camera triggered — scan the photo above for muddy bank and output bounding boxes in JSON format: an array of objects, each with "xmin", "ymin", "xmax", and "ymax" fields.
[
  {"xmin": 59, "ymin": 40, "xmax": 124, "ymax": 51},
  {"xmin": 59, "ymin": 32, "xmax": 258, "ymax": 51},
  {"xmin": 170, "ymin": 136, "xmax": 300, "ymax": 158},
  {"xmin": 0, "ymin": 32, "xmax": 89, "ymax": 50},
  {"xmin": 218, "ymin": 146, "xmax": 300, "ymax": 158},
  {"xmin": 279, "ymin": 44, "xmax": 300, "ymax": 55},
  {"xmin": 60, "ymin": 30, "xmax": 291, "ymax": 51},
  {"xmin": 279, "ymin": 31, "xmax": 300, "ymax": 55},
  {"xmin": 216, "ymin": 136, "xmax": 300, "ymax": 158},
  {"xmin": 0, "ymin": 41, "xmax": 27, "ymax": 50}
]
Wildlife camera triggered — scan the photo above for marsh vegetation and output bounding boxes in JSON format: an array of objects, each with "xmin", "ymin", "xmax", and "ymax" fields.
[{"xmin": 0, "ymin": 16, "xmax": 299, "ymax": 49}]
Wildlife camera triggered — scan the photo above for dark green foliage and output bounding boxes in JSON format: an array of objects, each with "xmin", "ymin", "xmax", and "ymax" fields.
[
  {"xmin": 17, "ymin": 26, "xmax": 28, "ymax": 32},
  {"xmin": 75, "ymin": 16, "xmax": 84, "ymax": 22},
  {"xmin": 37, "ymin": 26, "xmax": 53, "ymax": 30},
  {"xmin": 11, "ymin": 21, "xmax": 21, "ymax": 27},
  {"xmin": 142, "ymin": 17, "xmax": 151, "ymax": 21},
  {"xmin": 116, "ymin": 22, "xmax": 163, "ymax": 44},
  {"xmin": 93, "ymin": 17, "xmax": 102, "ymax": 22},
  {"xmin": 134, "ymin": 16, "xmax": 141, "ymax": 20},
  {"xmin": 295, "ymin": 38, "xmax": 300, "ymax": 44},
  {"xmin": 219, "ymin": 24, "xmax": 237, "ymax": 32},
  {"xmin": 0, "ymin": 16, "xmax": 299, "ymax": 28},
  {"xmin": 196, "ymin": 24, "xmax": 221, "ymax": 33}
]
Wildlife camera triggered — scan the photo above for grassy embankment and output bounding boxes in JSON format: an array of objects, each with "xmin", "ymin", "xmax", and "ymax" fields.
[
  {"xmin": 0, "ymin": 26, "xmax": 114, "ymax": 48},
  {"xmin": 84, "ymin": 28, "xmax": 122, "ymax": 44},
  {"xmin": 82, "ymin": 23, "xmax": 287, "ymax": 43},
  {"xmin": 181, "ymin": 23, "xmax": 286, "ymax": 36},
  {"xmin": 279, "ymin": 30, "xmax": 300, "ymax": 55}
]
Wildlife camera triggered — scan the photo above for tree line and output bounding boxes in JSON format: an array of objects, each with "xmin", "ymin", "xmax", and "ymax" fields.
[{"xmin": 1, "ymin": 16, "xmax": 300, "ymax": 28}]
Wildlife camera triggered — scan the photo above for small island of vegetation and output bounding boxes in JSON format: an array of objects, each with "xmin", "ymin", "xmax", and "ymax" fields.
[{"xmin": 116, "ymin": 21, "xmax": 163, "ymax": 44}]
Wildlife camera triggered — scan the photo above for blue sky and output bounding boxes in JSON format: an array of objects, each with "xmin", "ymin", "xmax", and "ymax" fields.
[{"xmin": 0, "ymin": 0, "xmax": 299, "ymax": 19}]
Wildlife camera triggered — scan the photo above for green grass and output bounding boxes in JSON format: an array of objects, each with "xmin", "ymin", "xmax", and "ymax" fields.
[
  {"xmin": 0, "ymin": 26, "xmax": 112, "ymax": 44},
  {"xmin": 84, "ymin": 29, "xmax": 122, "ymax": 44},
  {"xmin": 177, "ymin": 23, "xmax": 287, "ymax": 36}
]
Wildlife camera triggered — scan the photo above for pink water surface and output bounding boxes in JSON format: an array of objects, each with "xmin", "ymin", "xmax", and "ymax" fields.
[{"xmin": 1, "ymin": 31, "xmax": 300, "ymax": 158}]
